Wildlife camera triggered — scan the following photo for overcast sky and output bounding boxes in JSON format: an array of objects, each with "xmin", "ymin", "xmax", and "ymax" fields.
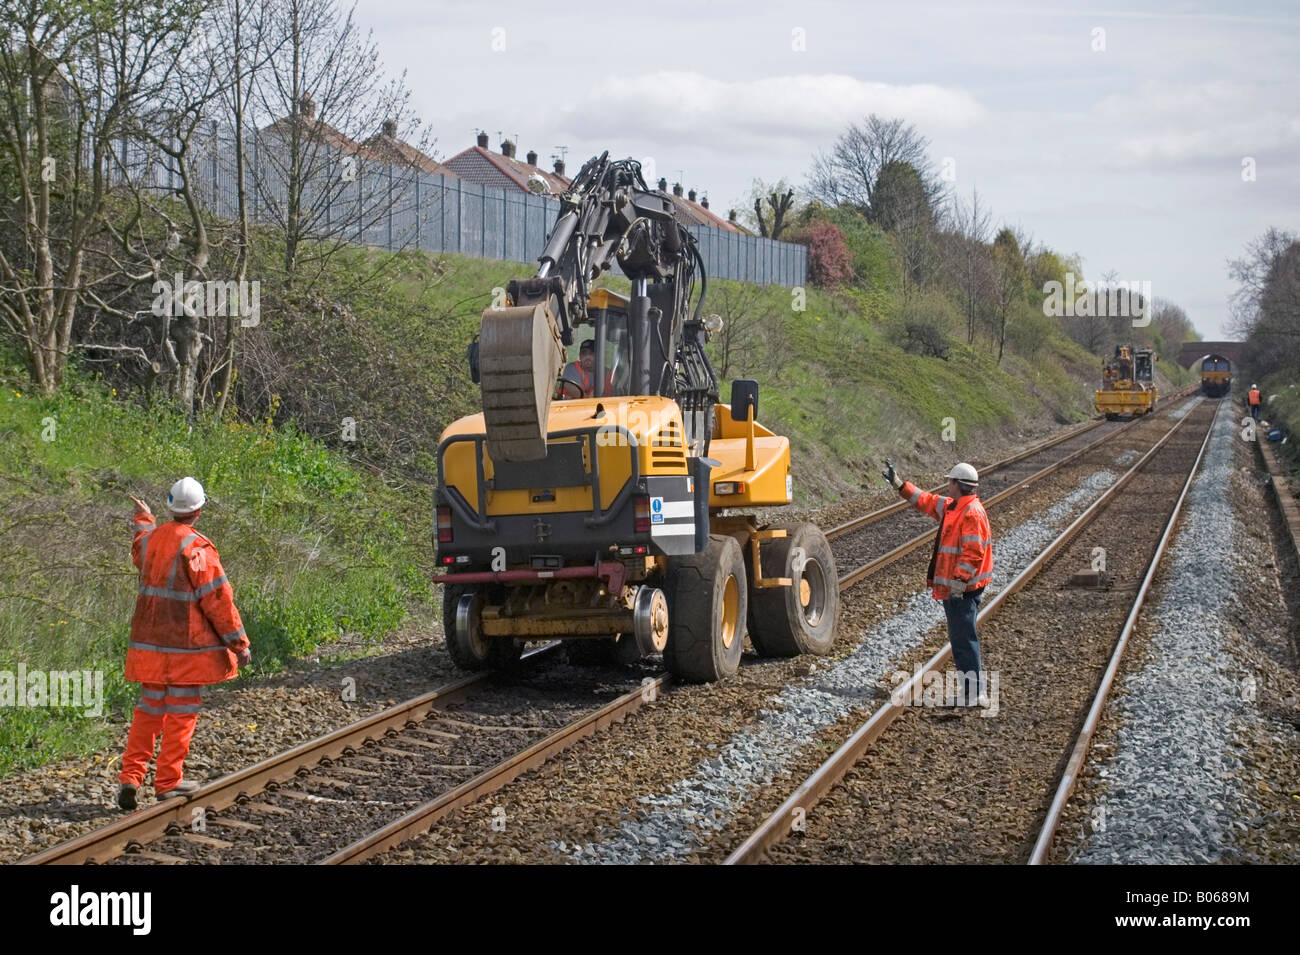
[{"xmin": 362, "ymin": 0, "xmax": 1299, "ymax": 340}]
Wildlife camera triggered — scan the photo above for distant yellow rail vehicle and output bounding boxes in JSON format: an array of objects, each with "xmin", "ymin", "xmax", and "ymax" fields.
[
  {"xmin": 1095, "ymin": 345, "xmax": 1158, "ymax": 420},
  {"xmin": 1200, "ymin": 354, "xmax": 1231, "ymax": 397}
]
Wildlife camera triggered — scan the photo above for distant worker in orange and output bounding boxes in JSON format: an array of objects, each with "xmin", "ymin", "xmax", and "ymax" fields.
[
  {"xmin": 883, "ymin": 460, "xmax": 993, "ymax": 708},
  {"xmin": 1248, "ymin": 383, "xmax": 1262, "ymax": 421},
  {"xmin": 117, "ymin": 478, "xmax": 251, "ymax": 811}
]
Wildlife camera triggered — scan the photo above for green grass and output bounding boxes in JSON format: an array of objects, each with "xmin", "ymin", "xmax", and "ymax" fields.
[{"xmin": 0, "ymin": 351, "xmax": 430, "ymax": 776}]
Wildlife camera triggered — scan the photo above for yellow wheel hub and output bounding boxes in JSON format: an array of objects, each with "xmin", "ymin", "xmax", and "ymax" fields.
[{"xmin": 720, "ymin": 576, "xmax": 740, "ymax": 649}]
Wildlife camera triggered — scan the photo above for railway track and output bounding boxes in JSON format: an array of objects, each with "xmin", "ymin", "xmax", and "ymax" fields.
[
  {"xmin": 723, "ymin": 397, "xmax": 1220, "ymax": 864},
  {"xmin": 22, "ymin": 647, "xmax": 665, "ymax": 865},
  {"xmin": 24, "ymin": 394, "xmax": 1199, "ymax": 866},
  {"xmin": 827, "ymin": 388, "xmax": 1199, "ymax": 585}
]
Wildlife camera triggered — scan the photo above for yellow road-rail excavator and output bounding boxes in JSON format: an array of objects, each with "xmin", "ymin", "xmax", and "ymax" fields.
[{"xmin": 433, "ymin": 153, "xmax": 838, "ymax": 681}]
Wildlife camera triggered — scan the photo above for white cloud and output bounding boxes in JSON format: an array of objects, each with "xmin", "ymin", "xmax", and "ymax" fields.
[{"xmin": 477, "ymin": 72, "xmax": 986, "ymax": 154}]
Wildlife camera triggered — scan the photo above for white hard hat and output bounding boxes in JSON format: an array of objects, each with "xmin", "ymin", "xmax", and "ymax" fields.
[
  {"xmin": 945, "ymin": 462, "xmax": 979, "ymax": 484},
  {"xmin": 167, "ymin": 476, "xmax": 206, "ymax": 514}
]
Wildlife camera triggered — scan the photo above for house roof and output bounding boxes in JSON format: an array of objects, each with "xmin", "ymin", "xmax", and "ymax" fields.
[
  {"xmin": 362, "ymin": 129, "xmax": 456, "ymax": 177},
  {"xmin": 443, "ymin": 145, "xmax": 571, "ymax": 196},
  {"xmin": 261, "ymin": 114, "xmax": 371, "ymax": 156},
  {"xmin": 667, "ymin": 193, "xmax": 745, "ymax": 234}
]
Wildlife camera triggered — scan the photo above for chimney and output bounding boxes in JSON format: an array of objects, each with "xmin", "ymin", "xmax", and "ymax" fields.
[
  {"xmin": 553, "ymin": 158, "xmax": 565, "ymax": 176},
  {"xmin": 476, "ymin": 131, "xmax": 489, "ymax": 148},
  {"xmin": 381, "ymin": 119, "xmax": 397, "ymax": 137},
  {"xmin": 701, "ymin": 195, "xmax": 710, "ymax": 209},
  {"xmin": 672, "ymin": 182, "xmax": 683, "ymax": 197},
  {"xmin": 500, "ymin": 140, "xmax": 516, "ymax": 158},
  {"xmin": 687, "ymin": 188, "xmax": 697, "ymax": 202},
  {"xmin": 526, "ymin": 149, "xmax": 537, "ymax": 166},
  {"xmin": 299, "ymin": 93, "xmax": 315, "ymax": 119},
  {"xmin": 728, "ymin": 209, "xmax": 737, "ymax": 222}
]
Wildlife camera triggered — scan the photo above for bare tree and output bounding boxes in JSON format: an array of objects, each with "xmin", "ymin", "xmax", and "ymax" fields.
[
  {"xmin": 989, "ymin": 227, "xmax": 1026, "ymax": 364},
  {"xmin": 807, "ymin": 114, "xmax": 944, "ymax": 216},
  {"xmin": 251, "ymin": 0, "xmax": 430, "ymax": 287},
  {"xmin": 708, "ymin": 280, "xmax": 764, "ymax": 380},
  {"xmin": 944, "ymin": 187, "xmax": 992, "ymax": 344},
  {"xmin": 742, "ymin": 178, "xmax": 797, "ymax": 239},
  {"xmin": 0, "ymin": 0, "xmax": 202, "ymax": 394}
]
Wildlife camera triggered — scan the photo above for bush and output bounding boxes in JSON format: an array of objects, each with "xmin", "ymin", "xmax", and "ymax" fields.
[{"xmin": 801, "ymin": 220, "xmax": 855, "ymax": 288}]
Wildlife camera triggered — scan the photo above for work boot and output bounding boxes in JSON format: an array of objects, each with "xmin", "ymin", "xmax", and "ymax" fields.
[
  {"xmin": 116, "ymin": 783, "xmax": 139, "ymax": 811},
  {"xmin": 156, "ymin": 779, "xmax": 201, "ymax": 800}
]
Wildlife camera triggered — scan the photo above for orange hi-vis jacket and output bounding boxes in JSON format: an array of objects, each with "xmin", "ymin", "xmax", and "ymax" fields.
[
  {"xmin": 899, "ymin": 481, "xmax": 994, "ymax": 601},
  {"xmin": 1248, "ymin": 388, "xmax": 1261, "ymax": 406},
  {"xmin": 126, "ymin": 512, "xmax": 248, "ymax": 685}
]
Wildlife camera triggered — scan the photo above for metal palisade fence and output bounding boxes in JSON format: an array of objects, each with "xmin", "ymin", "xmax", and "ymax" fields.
[{"xmin": 112, "ymin": 125, "xmax": 807, "ymax": 287}]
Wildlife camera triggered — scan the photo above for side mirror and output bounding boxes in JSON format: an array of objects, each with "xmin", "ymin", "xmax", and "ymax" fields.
[
  {"xmin": 730, "ymin": 378, "xmax": 758, "ymax": 422},
  {"xmin": 467, "ymin": 340, "xmax": 480, "ymax": 384}
]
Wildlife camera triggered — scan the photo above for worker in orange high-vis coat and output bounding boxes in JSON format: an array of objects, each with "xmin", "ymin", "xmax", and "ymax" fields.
[
  {"xmin": 117, "ymin": 477, "xmax": 250, "ymax": 811},
  {"xmin": 883, "ymin": 460, "xmax": 993, "ymax": 708},
  {"xmin": 1248, "ymin": 384, "xmax": 1262, "ymax": 421}
]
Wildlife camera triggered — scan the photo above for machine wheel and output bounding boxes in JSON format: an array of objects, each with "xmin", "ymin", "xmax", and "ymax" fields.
[
  {"xmin": 663, "ymin": 535, "xmax": 747, "ymax": 683},
  {"xmin": 1105, "ymin": 413, "xmax": 1119, "ymax": 421},
  {"xmin": 747, "ymin": 522, "xmax": 839, "ymax": 657},
  {"xmin": 443, "ymin": 587, "xmax": 523, "ymax": 671}
]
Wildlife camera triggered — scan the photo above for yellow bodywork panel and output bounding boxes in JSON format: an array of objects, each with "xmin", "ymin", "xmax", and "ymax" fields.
[
  {"xmin": 708, "ymin": 404, "xmax": 791, "ymax": 508},
  {"xmin": 440, "ymin": 395, "xmax": 688, "ymax": 517},
  {"xmin": 1094, "ymin": 387, "xmax": 1158, "ymax": 416}
]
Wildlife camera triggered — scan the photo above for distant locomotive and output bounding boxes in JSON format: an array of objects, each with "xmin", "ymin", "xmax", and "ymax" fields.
[{"xmin": 1200, "ymin": 354, "xmax": 1231, "ymax": 397}]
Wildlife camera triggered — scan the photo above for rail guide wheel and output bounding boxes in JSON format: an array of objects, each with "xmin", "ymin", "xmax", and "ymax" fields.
[
  {"xmin": 747, "ymin": 522, "xmax": 839, "ymax": 657},
  {"xmin": 443, "ymin": 586, "xmax": 523, "ymax": 671},
  {"xmin": 663, "ymin": 535, "xmax": 747, "ymax": 682}
]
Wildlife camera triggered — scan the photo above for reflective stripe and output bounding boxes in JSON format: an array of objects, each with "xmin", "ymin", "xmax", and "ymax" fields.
[
  {"xmin": 193, "ymin": 574, "xmax": 228, "ymax": 599},
  {"xmin": 908, "ymin": 487, "xmax": 920, "ymax": 504},
  {"xmin": 970, "ymin": 570, "xmax": 993, "ymax": 584},
  {"xmin": 132, "ymin": 519, "xmax": 157, "ymax": 531},
  {"xmin": 937, "ymin": 546, "xmax": 961, "ymax": 555},
  {"xmin": 138, "ymin": 529, "xmax": 154, "ymax": 572},
  {"xmin": 933, "ymin": 576, "xmax": 961, "ymax": 586},
  {"xmin": 138, "ymin": 585, "xmax": 200, "ymax": 601},
  {"xmin": 135, "ymin": 702, "xmax": 165, "ymax": 716},
  {"xmin": 166, "ymin": 685, "xmax": 203, "ymax": 698},
  {"xmin": 128, "ymin": 640, "xmax": 227, "ymax": 654},
  {"xmin": 959, "ymin": 535, "xmax": 990, "ymax": 546},
  {"xmin": 956, "ymin": 562, "xmax": 977, "ymax": 574},
  {"xmin": 140, "ymin": 687, "xmax": 166, "ymax": 699},
  {"xmin": 167, "ymin": 534, "xmax": 199, "ymax": 590},
  {"xmin": 164, "ymin": 703, "xmax": 201, "ymax": 714},
  {"xmin": 219, "ymin": 626, "xmax": 246, "ymax": 645}
]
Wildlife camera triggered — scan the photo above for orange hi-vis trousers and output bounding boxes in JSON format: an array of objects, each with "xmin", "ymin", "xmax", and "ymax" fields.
[{"xmin": 119, "ymin": 684, "xmax": 203, "ymax": 792}]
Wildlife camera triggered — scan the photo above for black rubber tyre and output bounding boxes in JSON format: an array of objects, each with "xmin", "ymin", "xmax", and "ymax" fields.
[
  {"xmin": 663, "ymin": 535, "xmax": 747, "ymax": 683},
  {"xmin": 747, "ymin": 522, "xmax": 839, "ymax": 657},
  {"xmin": 443, "ymin": 586, "xmax": 523, "ymax": 671}
]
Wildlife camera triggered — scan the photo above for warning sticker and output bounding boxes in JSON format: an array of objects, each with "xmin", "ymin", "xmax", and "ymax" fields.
[{"xmin": 651, "ymin": 497, "xmax": 665, "ymax": 524}]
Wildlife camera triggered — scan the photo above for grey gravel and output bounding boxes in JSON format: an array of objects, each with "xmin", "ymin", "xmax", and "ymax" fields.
[{"xmin": 1077, "ymin": 399, "xmax": 1259, "ymax": 864}]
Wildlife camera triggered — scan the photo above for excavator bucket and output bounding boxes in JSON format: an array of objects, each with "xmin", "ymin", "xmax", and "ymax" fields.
[{"xmin": 478, "ymin": 302, "xmax": 563, "ymax": 462}]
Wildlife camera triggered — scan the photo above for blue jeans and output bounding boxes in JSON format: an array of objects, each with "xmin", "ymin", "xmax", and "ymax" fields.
[
  {"xmin": 942, "ymin": 588, "xmax": 983, "ymax": 703},
  {"xmin": 1251, "ymin": 404, "xmax": 1260, "ymax": 420}
]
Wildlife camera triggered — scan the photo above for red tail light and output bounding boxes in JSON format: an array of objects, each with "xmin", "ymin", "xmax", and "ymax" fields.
[
  {"xmin": 437, "ymin": 505, "xmax": 453, "ymax": 544},
  {"xmin": 634, "ymin": 495, "xmax": 651, "ymax": 533}
]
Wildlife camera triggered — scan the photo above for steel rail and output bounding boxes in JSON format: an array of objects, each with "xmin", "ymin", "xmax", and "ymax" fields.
[
  {"xmin": 1027, "ymin": 407, "xmax": 1215, "ymax": 864},
  {"xmin": 724, "ymin": 400, "xmax": 1214, "ymax": 864},
  {"xmin": 321, "ymin": 675, "xmax": 671, "ymax": 864},
  {"xmin": 22, "ymin": 644, "xmax": 559, "ymax": 865}
]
